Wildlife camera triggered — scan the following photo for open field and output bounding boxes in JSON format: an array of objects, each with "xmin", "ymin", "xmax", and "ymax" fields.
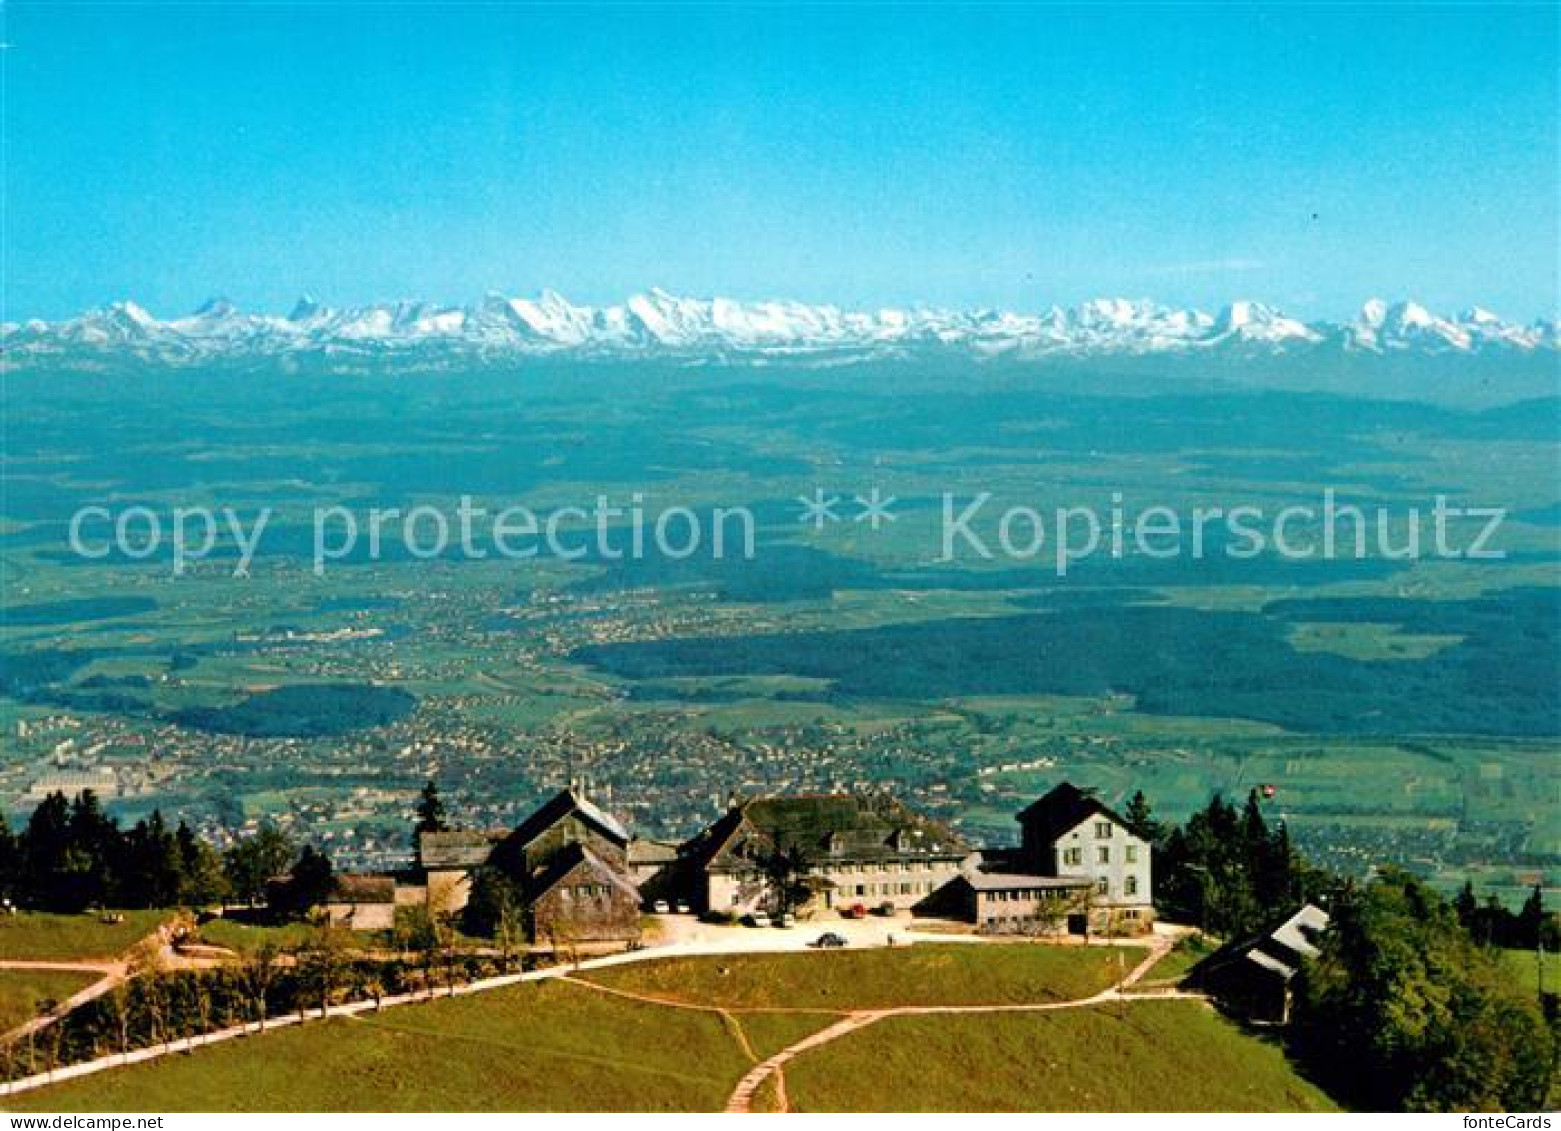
[
  {"xmin": 1128, "ymin": 934, "xmax": 1216, "ymax": 989},
  {"xmin": 1, "ymin": 377, "xmax": 1556, "ymax": 901},
  {"xmin": 782, "ymin": 1000, "xmax": 1340, "ymax": 1112},
  {"xmin": 0, "ymin": 970, "xmax": 98, "ymax": 1033},
  {"xmin": 4, "ymin": 978, "xmax": 754, "ymax": 1112},
  {"xmin": 0, "ymin": 912, "xmax": 168, "ymax": 962},
  {"xmin": 1498, "ymin": 947, "xmax": 1561, "ymax": 998},
  {"xmin": 4, "ymin": 947, "xmax": 1339, "ymax": 1112},
  {"xmin": 577, "ymin": 943, "xmax": 1125, "ymax": 1009}
]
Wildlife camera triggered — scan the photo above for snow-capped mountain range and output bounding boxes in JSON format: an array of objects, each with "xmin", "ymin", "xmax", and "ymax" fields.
[{"xmin": 4, "ymin": 289, "xmax": 1557, "ymax": 370}]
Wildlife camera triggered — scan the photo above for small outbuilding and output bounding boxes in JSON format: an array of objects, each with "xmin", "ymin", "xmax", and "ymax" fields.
[{"xmin": 1190, "ymin": 903, "xmax": 1330, "ymax": 1023}]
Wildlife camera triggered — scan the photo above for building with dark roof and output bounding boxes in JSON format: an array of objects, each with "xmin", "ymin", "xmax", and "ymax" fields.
[
  {"xmin": 682, "ymin": 791, "xmax": 973, "ymax": 916},
  {"xmin": 1012, "ymin": 782, "xmax": 1154, "ymax": 933},
  {"xmin": 940, "ymin": 870, "xmax": 1095, "ymax": 935},
  {"xmin": 1189, "ymin": 903, "xmax": 1329, "ymax": 1023},
  {"xmin": 419, "ymin": 829, "xmax": 506, "ymax": 915},
  {"xmin": 417, "ymin": 788, "xmax": 641, "ymax": 944},
  {"xmin": 526, "ymin": 843, "xmax": 642, "ymax": 945},
  {"xmin": 322, "ymin": 873, "xmax": 397, "ymax": 931}
]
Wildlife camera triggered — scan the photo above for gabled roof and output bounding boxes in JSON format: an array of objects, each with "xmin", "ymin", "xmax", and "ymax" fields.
[
  {"xmin": 419, "ymin": 829, "xmax": 505, "ymax": 870},
  {"xmin": 627, "ymin": 837, "xmax": 679, "ymax": 867},
  {"xmin": 959, "ymin": 869, "xmax": 1092, "ymax": 893},
  {"xmin": 1016, "ymin": 782, "xmax": 1134, "ymax": 845},
  {"xmin": 527, "ymin": 842, "xmax": 640, "ymax": 902},
  {"xmin": 328, "ymin": 873, "xmax": 396, "ymax": 904},
  {"xmin": 1192, "ymin": 903, "xmax": 1332, "ymax": 986},
  {"xmin": 509, "ymin": 788, "xmax": 630, "ymax": 850},
  {"xmin": 689, "ymin": 792, "xmax": 969, "ymax": 871}
]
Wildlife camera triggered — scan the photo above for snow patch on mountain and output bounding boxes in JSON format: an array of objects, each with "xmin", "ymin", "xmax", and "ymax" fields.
[{"xmin": 4, "ymin": 290, "xmax": 1556, "ymax": 370}]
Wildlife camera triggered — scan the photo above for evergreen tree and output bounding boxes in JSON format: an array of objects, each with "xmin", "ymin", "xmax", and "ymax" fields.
[
  {"xmin": 24, "ymin": 792, "xmax": 83, "ymax": 911},
  {"xmin": 176, "ymin": 821, "xmax": 230, "ymax": 907},
  {"xmin": 67, "ymin": 790, "xmax": 122, "ymax": 909},
  {"xmin": 1452, "ymin": 880, "xmax": 1478, "ymax": 928},
  {"xmin": 413, "ymin": 780, "xmax": 449, "ymax": 841},
  {"xmin": 122, "ymin": 811, "xmax": 185, "ymax": 909},
  {"xmin": 1291, "ymin": 869, "xmax": 1555, "ymax": 1112},
  {"xmin": 0, "ymin": 814, "xmax": 18, "ymax": 904},
  {"xmin": 270, "ymin": 845, "xmax": 333, "ymax": 920},
  {"xmin": 415, "ymin": 780, "xmax": 448, "ymax": 833},
  {"xmin": 1517, "ymin": 884, "xmax": 1545, "ymax": 950},
  {"xmin": 1124, "ymin": 790, "xmax": 1162, "ymax": 843},
  {"xmin": 223, "ymin": 823, "xmax": 295, "ymax": 906}
]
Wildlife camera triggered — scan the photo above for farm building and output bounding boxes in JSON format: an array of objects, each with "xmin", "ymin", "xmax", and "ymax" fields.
[{"xmin": 1190, "ymin": 903, "xmax": 1330, "ymax": 1023}]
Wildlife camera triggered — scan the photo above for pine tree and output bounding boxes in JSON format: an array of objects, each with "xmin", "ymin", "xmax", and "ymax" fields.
[
  {"xmin": 414, "ymin": 780, "xmax": 448, "ymax": 835},
  {"xmin": 0, "ymin": 814, "xmax": 18, "ymax": 905},
  {"xmin": 1124, "ymin": 790, "xmax": 1162, "ymax": 843},
  {"xmin": 1517, "ymin": 884, "xmax": 1545, "ymax": 950},
  {"xmin": 1452, "ymin": 880, "xmax": 1478, "ymax": 928}
]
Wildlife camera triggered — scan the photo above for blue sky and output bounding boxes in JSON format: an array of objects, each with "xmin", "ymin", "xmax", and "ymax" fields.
[{"xmin": 5, "ymin": 2, "xmax": 1557, "ymax": 320}]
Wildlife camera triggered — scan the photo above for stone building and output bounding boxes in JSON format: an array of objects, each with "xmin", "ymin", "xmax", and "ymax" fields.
[
  {"xmin": 526, "ymin": 842, "xmax": 642, "ymax": 945},
  {"xmin": 415, "ymin": 787, "xmax": 641, "ymax": 944}
]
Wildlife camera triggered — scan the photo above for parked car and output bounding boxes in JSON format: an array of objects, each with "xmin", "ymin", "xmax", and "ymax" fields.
[
  {"xmin": 651, "ymin": 899, "xmax": 670, "ymax": 914},
  {"xmin": 809, "ymin": 932, "xmax": 848, "ymax": 948},
  {"xmin": 776, "ymin": 912, "xmax": 796, "ymax": 928},
  {"xmin": 744, "ymin": 911, "xmax": 772, "ymax": 928},
  {"xmin": 840, "ymin": 903, "xmax": 868, "ymax": 919},
  {"xmin": 674, "ymin": 900, "xmax": 691, "ymax": 914},
  {"xmin": 874, "ymin": 901, "xmax": 897, "ymax": 917}
]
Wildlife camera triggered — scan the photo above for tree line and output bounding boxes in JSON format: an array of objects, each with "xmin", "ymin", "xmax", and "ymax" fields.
[
  {"xmin": 2, "ymin": 935, "xmax": 525, "ymax": 1083},
  {"xmin": 1125, "ymin": 788, "xmax": 1557, "ymax": 1111},
  {"xmin": 0, "ymin": 790, "xmax": 334, "ymax": 920},
  {"xmin": 1124, "ymin": 787, "xmax": 1330, "ymax": 939}
]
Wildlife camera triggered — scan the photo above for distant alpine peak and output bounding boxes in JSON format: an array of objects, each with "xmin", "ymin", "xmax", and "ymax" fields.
[{"xmin": 4, "ymin": 289, "xmax": 1556, "ymax": 370}]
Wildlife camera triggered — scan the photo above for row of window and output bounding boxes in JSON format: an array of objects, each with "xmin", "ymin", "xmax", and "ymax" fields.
[
  {"xmin": 819, "ymin": 859, "xmax": 943, "ymax": 875},
  {"xmin": 558, "ymin": 884, "xmax": 611, "ymax": 901},
  {"xmin": 985, "ymin": 889, "xmax": 1074, "ymax": 903},
  {"xmin": 1062, "ymin": 844, "xmax": 1140, "ymax": 866},
  {"xmin": 982, "ymin": 914, "xmax": 1064, "ymax": 927},
  {"xmin": 841, "ymin": 880, "xmax": 936, "ymax": 898},
  {"xmin": 1093, "ymin": 876, "xmax": 1141, "ymax": 896}
]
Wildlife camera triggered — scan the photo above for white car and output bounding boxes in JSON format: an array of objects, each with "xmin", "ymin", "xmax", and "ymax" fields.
[
  {"xmin": 745, "ymin": 911, "xmax": 772, "ymax": 928},
  {"xmin": 651, "ymin": 899, "xmax": 670, "ymax": 914}
]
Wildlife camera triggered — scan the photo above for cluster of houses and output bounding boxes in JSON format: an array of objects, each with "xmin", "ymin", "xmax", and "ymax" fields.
[{"xmin": 322, "ymin": 781, "xmax": 1156, "ymax": 945}]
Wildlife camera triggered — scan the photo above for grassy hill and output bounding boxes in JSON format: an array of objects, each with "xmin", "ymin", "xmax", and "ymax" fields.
[
  {"xmin": 0, "ymin": 911, "xmax": 169, "ymax": 961},
  {"xmin": 5, "ymin": 979, "xmax": 751, "ymax": 1112},
  {"xmin": 0, "ymin": 971, "xmax": 98, "ymax": 1033},
  {"xmin": 5, "ymin": 946, "xmax": 1337, "ymax": 1112},
  {"xmin": 783, "ymin": 1000, "xmax": 1339, "ymax": 1112},
  {"xmin": 1498, "ymin": 947, "xmax": 1561, "ymax": 999},
  {"xmin": 576, "ymin": 942, "xmax": 1124, "ymax": 1008}
]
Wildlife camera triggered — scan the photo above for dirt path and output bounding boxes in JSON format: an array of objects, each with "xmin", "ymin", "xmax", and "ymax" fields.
[
  {"xmin": 722, "ymin": 932, "xmax": 1191, "ymax": 1113},
  {"xmin": 0, "ymin": 925, "xmax": 180, "ymax": 1046}
]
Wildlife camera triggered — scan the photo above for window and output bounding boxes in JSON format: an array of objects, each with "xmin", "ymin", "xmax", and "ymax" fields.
[
  {"xmin": 1063, "ymin": 847, "xmax": 1082, "ymax": 866},
  {"xmin": 1095, "ymin": 821, "xmax": 1113, "ymax": 838},
  {"xmin": 1097, "ymin": 846, "xmax": 1110, "ymax": 865},
  {"xmin": 1124, "ymin": 875, "xmax": 1139, "ymax": 896},
  {"xmin": 1125, "ymin": 845, "xmax": 1138, "ymax": 864},
  {"xmin": 1096, "ymin": 878, "xmax": 1110, "ymax": 896}
]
